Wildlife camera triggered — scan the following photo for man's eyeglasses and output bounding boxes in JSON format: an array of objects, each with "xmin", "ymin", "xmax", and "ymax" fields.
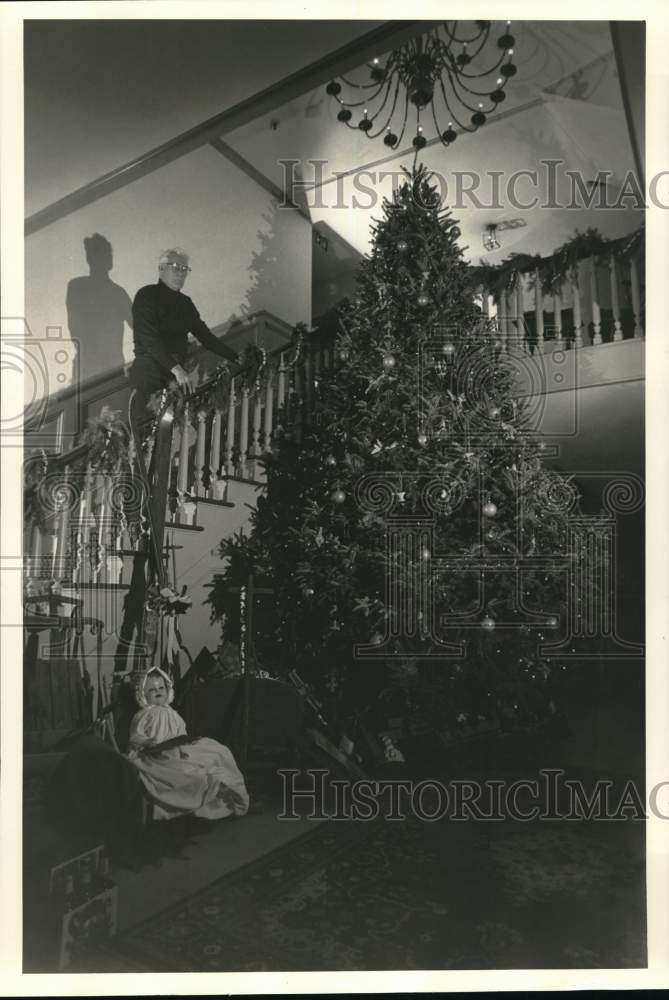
[{"xmin": 164, "ymin": 262, "xmax": 191, "ymax": 273}]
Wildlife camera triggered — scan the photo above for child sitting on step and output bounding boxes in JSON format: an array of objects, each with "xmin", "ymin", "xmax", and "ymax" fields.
[{"xmin": 128, "ymin": 667, "xmax": 249, "ymax": 821}]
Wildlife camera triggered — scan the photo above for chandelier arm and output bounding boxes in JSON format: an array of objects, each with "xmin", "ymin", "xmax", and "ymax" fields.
[
  {"xmin": 362, "ymin": 83, "xmax": 400, "ymax": 135},
  {"xmin": 338, "ymin": 76, "xmax": 389, "ymax": 90},
  {"xmin": 440, "ymin": 20, "xmax": 489, "ymax": 45},
  {"xmin": 437, "ymin": 73, "xmax": 477, "ymax": 133},
  {"xmin": 365, "ymin": 75, "xmax": 403, "ymax": 138},
  {"xmin": 447, "ymin": 69, "xmax": 498, "ymax": 113},
  {"xmin": 430, "ymin": 94, "xmax": 444, "ymax": 139},
  {"xmin": 392, "ymin": 89, "xmax": 412, "ymax": 149},
  {"xmin": 455, "ymin": 75, "xmax": 511, "ymax": 98},
  {"xmin": 451, "ymin": 52, "xmax": 511, "ymax": 80},
  {"xmin": 437, "ymin": 20, "xmax": 491, "ymax": 61},
  {"xmin": 339, "ymin": 50, "xmax": 400, "ymax": 91},
  {"xmin": 462, "ymin": 23, "xmax": 492, "ymax": 59},
  {"xmin": 332, "ymin": 80, "xmax": 391, "ymax": 110}
]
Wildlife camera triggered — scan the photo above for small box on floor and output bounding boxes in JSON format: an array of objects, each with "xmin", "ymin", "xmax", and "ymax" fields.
[{"xmin": 49, "ymin": 844, "xmax": 118, "ymax": 969}]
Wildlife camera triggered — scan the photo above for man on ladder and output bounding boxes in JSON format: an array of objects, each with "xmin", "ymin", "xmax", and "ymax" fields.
[{"xmin": 128, "ymin": 246, "xmax": 237, "ymax": 419}]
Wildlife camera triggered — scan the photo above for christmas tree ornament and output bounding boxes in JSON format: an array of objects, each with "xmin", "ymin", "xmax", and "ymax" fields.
[
  {"xmin": 325, "ymin": 454, "xmax": 337, "ymax": 467},
  {"xmin": 417, "ymin": 433, "xmax": 428, "ymax": 446},
  {"xmin": 421, "ymin": 548, "xmax": 431, "ymax": 561},
  {"xmin": 482, "ymin": 500, "xmax": 498, "ymax": 518},
  {"xmin": 417, "ymin": 293, "xmax": 430, "ymax": 307},
  {"xmin": 489, "ymin": 406, "xmax": 501, "ymax": 419},
  {"xmin": 481, "ymin": 615, "xmax": 496, "ymax": 630},
  {"xmin": 338, "ymin": 349, "xmax": 350, "ymax": 362},
  {"xmin": 547, "ymin": 616, "xmax": 558, "ymax": 627},
  {"xmin": 331, "ymin": 488, "xmax": 346, "ymax": 504},
  {"xmin": 441, "ymin": 342, "xmax": 455, "ymax": 357},
  {"xmin": 382, "ymin": 353, "xmax": 396, "ymax": 370},
  {"xmin": 304, "ymin": 587, "xmax": 315, "ymax": 598},
  {"xmin": 397, "ymin": 240, "xmax": 408, "ymax": 252}
]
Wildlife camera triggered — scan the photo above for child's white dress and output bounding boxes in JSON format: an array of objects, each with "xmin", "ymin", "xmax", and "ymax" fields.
[{"xmin": 128, "ymin": 704, "xmax": 250, "ymax": 821}]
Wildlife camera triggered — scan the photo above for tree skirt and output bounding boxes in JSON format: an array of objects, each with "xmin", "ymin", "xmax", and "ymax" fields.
[{"xmin": 103, "ymin": 803, "xmax": 645, "ymax": 972}]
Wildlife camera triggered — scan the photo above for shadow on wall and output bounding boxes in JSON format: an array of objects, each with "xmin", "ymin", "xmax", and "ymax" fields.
[
  {"xmin": 66, "ymin": 233, "xmax": 133, "ymax": 383},
  {"xmin": 221, "ymin": 201, "xmax": 300, "ymax": 346},
  {"xmin": 240, "ymin": 202, "xmax": 289, "ymax": 322}
]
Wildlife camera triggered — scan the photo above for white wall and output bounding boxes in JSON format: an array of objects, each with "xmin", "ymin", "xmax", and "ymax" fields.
[{"xmin": 25, "ymin": 145, "xmax": 312, "ymax": 393}]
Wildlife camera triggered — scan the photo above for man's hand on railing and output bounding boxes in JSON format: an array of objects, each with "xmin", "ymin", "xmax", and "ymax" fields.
[{"xmin": 170, "ymin": 364, "xmax": 197, "ymax": 395}]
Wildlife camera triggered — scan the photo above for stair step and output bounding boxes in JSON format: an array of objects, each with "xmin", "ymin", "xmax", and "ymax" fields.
[
  {"xmin": 195, "ymin": 497, "xmax": 235, "ymax": 509},
  {"xmin": 164, "ymin": 523, "xmax": 205, "ymax": 532}
]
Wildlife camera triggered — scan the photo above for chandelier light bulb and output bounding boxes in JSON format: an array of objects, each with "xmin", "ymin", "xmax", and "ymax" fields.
[
  {"xmin": 497, "ymin": 78, "xmax": 503, "ymax": 85},
  {"xmin": 373, "ymin": 57, "xmax": 379, "ymax": 64},
  {"xmin": 509, "ymin": 49, "xmax": 514, "ymax": 55}
]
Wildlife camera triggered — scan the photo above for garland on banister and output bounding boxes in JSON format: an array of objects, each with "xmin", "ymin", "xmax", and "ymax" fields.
[
  {"xmin": 24, "ymin": 407, "xmax": 132, "ymax": 529},
  {"xmin": 471, "ymin": 224, "xmax": 644, "ymax": 300}
]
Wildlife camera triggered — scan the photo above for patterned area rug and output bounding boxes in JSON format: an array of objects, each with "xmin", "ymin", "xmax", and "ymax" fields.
[{"xmin": 104, "ymin": 802, "xmax": 646, "ymax": 971}]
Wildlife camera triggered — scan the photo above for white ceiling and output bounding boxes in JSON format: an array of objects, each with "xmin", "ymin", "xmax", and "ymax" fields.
[{"xmin": 223, "ymin": 20, "xmax": 641, "ymax": 262}]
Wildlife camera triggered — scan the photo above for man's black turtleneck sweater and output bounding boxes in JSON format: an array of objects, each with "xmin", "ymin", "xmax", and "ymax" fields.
[{"xmin": 131, "ymin": 280, "xmax": 236, "ymax": 377}]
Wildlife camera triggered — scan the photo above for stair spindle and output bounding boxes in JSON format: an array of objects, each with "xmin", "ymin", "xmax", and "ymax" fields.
[
  {"xmin": 239, "ymin": 386, "xmax": 250, "ymax": 479},
  {"xmin": 534, "ymin": 268, "xmax": 545, "ymax": 354},
  {"xmin": 193, "ymin": 409, "xmax": 207, "ymax": 496},
  {"xmin": 590, "ymin": 255, "xmax": 602, "ymax": 345},
  {"xmin": 610, "ymin": 252, "xmax": 623, "ymax": 341},
  {"xmin": 571, "ymin": 272, "xmax": 583, "ymax": 348},
  {"xmin": 176, "ymin": 404, "xmax": 190, "ymax": 513},
  {"xmin": 251, "ymin": 389, "xmax": 262, "ymax": 479},
  {"xmin": 515, "ymin": 278, "xmax": 524, "ymax": 350},
  {"xmin": 209, "ymin": 408, "xmax": 225, "ymax": 499},
  {"xmin": 553, "ymin": 286, "xmax": 563, "ymax": 350},
  {"xmin": 629, "ymin": 256, "xmax": 644, "ymax": 339},
  {"xmin": 263, "ymin": 373, "xmax": 274, "ymax": 452},
  {"xmin": 225, "ymin": 378, "xmax": 236, "ymax": 478}
]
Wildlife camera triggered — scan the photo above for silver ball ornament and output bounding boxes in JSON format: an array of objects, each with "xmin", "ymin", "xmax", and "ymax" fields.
[
  {"xmin": 482, "ymin": 501, "xmax": 498, "ymax": 518},
  {"xmin": 331, "ymin": 488, "xmax": 346, "ymax": 504}
]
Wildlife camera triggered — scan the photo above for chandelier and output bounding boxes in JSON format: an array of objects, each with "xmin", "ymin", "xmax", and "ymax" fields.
[{"xmin": 325, "ymin": 21, "xmax": 517, "ymax": 152}]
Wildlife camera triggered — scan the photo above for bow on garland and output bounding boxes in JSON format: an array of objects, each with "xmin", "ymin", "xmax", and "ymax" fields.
[{"xmin": 79, "ymin": 406, "xmax": 131, "ymax": 470}]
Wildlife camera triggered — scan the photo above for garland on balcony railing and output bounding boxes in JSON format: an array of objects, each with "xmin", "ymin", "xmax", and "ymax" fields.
[{"xmin": 471, "ymin": 224, "xmax": 644, "ymax": 300}]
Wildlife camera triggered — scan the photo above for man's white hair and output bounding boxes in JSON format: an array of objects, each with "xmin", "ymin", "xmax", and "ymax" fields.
[{"xmin": 158, "ymin": 247, "xmax": 190, "ymax": 267}]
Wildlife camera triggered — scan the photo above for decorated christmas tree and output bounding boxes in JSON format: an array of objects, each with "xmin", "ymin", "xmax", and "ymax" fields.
[{"xmin": 207, "ymin": 166, "xmax": 584, "ymax": 741}]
